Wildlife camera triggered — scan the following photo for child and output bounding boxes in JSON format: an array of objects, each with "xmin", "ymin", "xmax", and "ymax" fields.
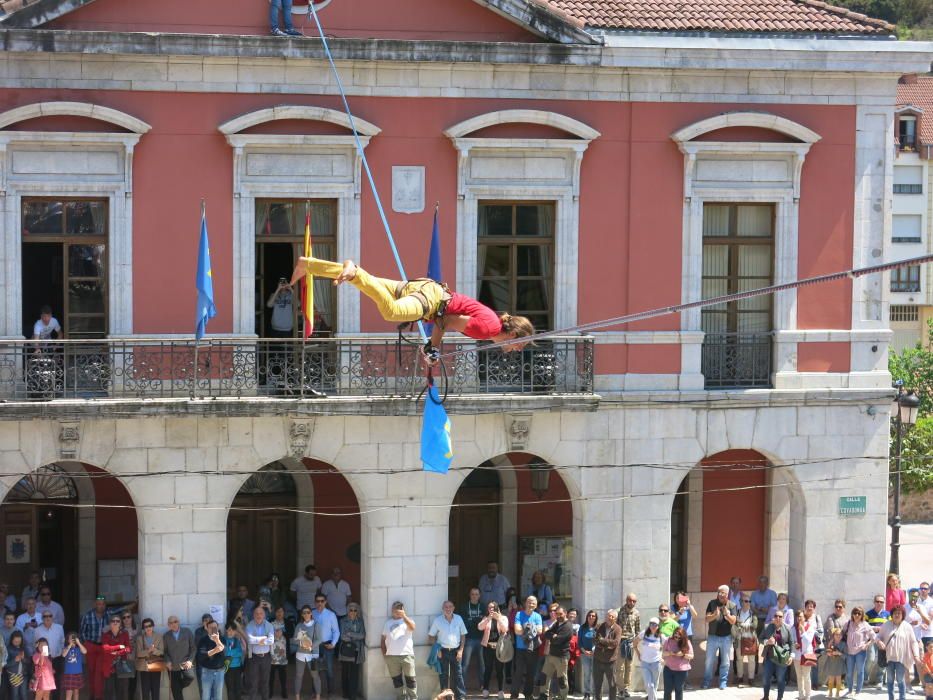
[
  {"xmin": 61, "ymin": 631, "xmax": 87, "ymax": 700},
  {"xmin": 31, "ymin": 638, "xmax": 56, "ymax": 700},
  {"xmin": 921, "ymin": 639, "xmax": 933, "ymax": 700},
  {"xmin": 824, "ymin": 627, "xmax": 846, "ymax": 697},
  {"xmin": 4, "ymin": 631, "xmax": 28, "ymax": 700}
]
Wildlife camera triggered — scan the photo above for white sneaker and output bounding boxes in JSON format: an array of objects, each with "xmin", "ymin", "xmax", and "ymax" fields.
[
  {"xmin": 483, "ymin": 692, "xmax": 489, "ymax": 698},
  {"xmin": 499, "ymin": 693, "xmax": 504, "ymax": 700}
]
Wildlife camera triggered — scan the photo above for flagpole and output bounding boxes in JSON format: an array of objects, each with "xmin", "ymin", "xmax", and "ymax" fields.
[
  {"xmin": 300, "ymin": 200, "xmax": 309, "ymax": 399},
  {"xmin": 193, "ymin": 199, "xmax": 205, "ymax": 399}
]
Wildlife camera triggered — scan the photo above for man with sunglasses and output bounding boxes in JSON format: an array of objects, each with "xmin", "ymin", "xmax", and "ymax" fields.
[
  {"xmin": 311, "ymin": 594, "xmax": 340, "ymax": 696},
  {"xmin": 35, "ymin": 588, "xmax": 64, "ymax": 627},
  {"xmin": 865, "ymin": 595, "xmax": 891, "ymax": 686},
  {"xmin": 163, "ymin": 615, "xmax": 196, "ymax": 700},
  {"xmin": 913, "ymin": 583, "xmax": 933, "ymax": 649}
]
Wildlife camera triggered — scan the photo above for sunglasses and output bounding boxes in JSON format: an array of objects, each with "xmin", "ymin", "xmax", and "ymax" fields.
[
  {"xmin": 921, "ymin": 587, "xmax": 930, "ymax": 591},
  {"xmin": 835, "ymin": 605, "xmax": 844, "ymax": 608},
  {"xmin": 742, "ymin": 599, "xmax": 751, "ymax": 603},
  {"xmin": 143, "ymin": 624, "xmax": 154, "ymax": 629},
  {"xmin": 122, "ymin": 615, "xmax": 132, "ymax": 620},
  {"xmin": 658, "ymin": 609, "xmax": 669, "ymax": 613},
  {"xmin": 42, "ymin": 614, "xmax": 53, "ymax": 618},
  {"xmin": 852, "ymin": 612, "xmax": 862, "ymax": 616}
]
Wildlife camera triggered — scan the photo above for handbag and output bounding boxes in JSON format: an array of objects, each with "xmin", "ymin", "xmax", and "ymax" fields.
[
  {"xmin": 8, "ymin": 673, "xmax": 24, "ymax": 688},
  {"xmin": 29, "ymin": 677, "xmax": 38, "ymax": 692},
  {"xmin": 146, "ymin": 660, "xmax": 168, "ymax": 673},
  {"xmin": 877, "ymin": 649, "xmax": 888, "ymax": 669},
  {"xmin": 179, "ymin": 666, "xmax": 196, "ymax": 688},
  {"xmin": 740, "ymin": 636, "xmax": 759, "ymax": 656},
  {"xmin": 619, "ymin": 638, "xmax": 634, "ymax": 661},
  {"xmin": 114, "ymin": 658, "xmax": 135, "ymax": 678},
  {"xmin": 496, "ymin": 632, "xmax": 514, "ymax": 663},
  {"xmin": 801, "ymin": 652, "xmax": 819, "ymax": 667},
  {"xmin": 338, "ymin": 640, "xmax": 359, "ymax": 662}
]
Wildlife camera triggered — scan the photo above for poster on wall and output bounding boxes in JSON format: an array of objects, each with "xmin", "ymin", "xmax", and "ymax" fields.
[
  {"xmin": 6, "ymin": 534, "xmax": 30, "ymax": 564},
  {"xmin": 519, "ymin": 536, "xmax": 572, "ymax": 601}
]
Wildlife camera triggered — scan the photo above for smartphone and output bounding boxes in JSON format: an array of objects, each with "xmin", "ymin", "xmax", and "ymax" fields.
[{"xmin": 41, "ymin": 647, "xmax": 49, "ymax": 656}]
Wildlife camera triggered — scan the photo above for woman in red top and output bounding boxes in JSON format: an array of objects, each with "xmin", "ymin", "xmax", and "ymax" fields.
[
  {"xmin": 887, "ymin": 573, "xmax": 907, "ymax": 612},
  {"xmin": 290, "ymin": 257, "xmax": 535, "ymax": 358},
  {"xmin": 100, "ymin": 616, "xmax": 131, "ymax": 700}
]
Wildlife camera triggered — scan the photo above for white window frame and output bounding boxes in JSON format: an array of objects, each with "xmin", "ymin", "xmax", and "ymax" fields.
[
  {"xmin": 673, "ymin": 112, "xmax": 819, "ymax": 389},
  {"xmin": 0, "ymin": 102, "xmax": 148, "ymax": 338},
  {"xmin": 220, "ymin": 106, "xmax": 381, "ymax": 335},
  {"xmin": 445, "ymin": 110, "xmax": 599, "ymax": 331}
]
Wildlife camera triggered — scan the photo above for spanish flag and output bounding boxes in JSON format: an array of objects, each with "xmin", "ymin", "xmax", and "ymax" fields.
[{"xmin": 302, "ymin": 206, "xmax": 314, "ymax": 338}]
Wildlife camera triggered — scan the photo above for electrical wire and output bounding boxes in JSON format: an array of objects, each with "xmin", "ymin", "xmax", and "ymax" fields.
[{"xmin": 439, "ymin": 252, "xmax": 933, "ymax": 359}]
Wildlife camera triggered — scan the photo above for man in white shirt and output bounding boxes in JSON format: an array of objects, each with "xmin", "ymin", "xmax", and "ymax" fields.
[
  {"xmin": 382, "ymin": 601, "xmax": 417, "ymax": 700},
  {"xmin": 478, "ymin": 561, "xmax": 511, "ymax": 607},
  {"xmin": 15, "ymin": 597, "xmax": 42, "ymax": 653},
  {"xmin": 36, "ymin": 587, "xmax": 65, "ymax": 627},
  {"xmin": 32, "ymin": 307, "xmax": 63, "ymax": 340},
  {"xmin": 290, "ymin": 565, "xmax": 322, "ymax": 612},
  {"xmin": 914, "ymin": 582, "xmax": 933, "ymax": 646},
  {"xmin": 245, "ymin": 606, "xmax": 274, "ymax": 700},
  {"xmin": 321, "ymin": 568, "xmax": 352, "ymax": 620},
  {"xmin": 428, "ymin": 601, "xmax": 467, "ymax": 700}
]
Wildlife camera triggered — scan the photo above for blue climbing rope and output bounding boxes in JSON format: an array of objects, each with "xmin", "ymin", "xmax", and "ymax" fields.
[{"xmin": 307, "ymin": 3, "xmax": 427, "ymax": 342}]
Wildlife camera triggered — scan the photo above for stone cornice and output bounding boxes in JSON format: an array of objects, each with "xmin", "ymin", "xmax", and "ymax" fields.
[{"xmin": 0, "ymin": 29, "xmax": 929, "ymax": 74}]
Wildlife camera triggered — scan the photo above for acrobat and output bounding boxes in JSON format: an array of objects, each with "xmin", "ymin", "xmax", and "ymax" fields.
[{"xmin": 290, "ymin": 257, "xmax": 535, "ymax": 362}]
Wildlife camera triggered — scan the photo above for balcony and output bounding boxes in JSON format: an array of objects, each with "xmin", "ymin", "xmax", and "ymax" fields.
[
  {"xmin": 701, "ymin": 332, "xmax": 773, "ymax": 389},
  {"xmin": 0, "ymin": 336, "xmax": 594, "ymax": 401}
]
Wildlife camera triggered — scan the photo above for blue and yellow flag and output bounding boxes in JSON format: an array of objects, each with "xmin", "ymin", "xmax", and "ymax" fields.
[
  {"xmin": 195, "ymin": 209, "xmax": 216, "ymax": 341},
  {"xmin": 421, "ymin": 385, "xmax": 453, "ymax": 473}
]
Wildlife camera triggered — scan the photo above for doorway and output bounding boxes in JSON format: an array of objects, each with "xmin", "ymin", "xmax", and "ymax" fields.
[
  {"xmin": 227, "ymin": 463, "xmax": 297, "ymax": 598},
  {"xmin": 21, "ymin": 199, "xmax": 108, "ymax": 339},
  {"xmin": 448, "ymin": 469, "xmax": 501, "ymax": 605}
]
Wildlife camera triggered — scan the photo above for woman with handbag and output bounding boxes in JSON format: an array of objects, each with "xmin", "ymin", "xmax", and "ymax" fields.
[
  {"xmin": 101, "ymin": 615, "xmax": 132, "ymax": 700},
  {"xmin": 338, "ymin": 604, "xmax": 365, "ymax": 700},
  {"xmin": 760, "ymin": 609, "xmax": 793, "ymax": 700},
  {"xmin": 734, "ymin": 595, "xmax": 758, "ymax": 687},
  {"xmin": 135, "ymin": 618, "xmax": 165, "ymax": 700},
  {"xmin": 31, "ymin": 638, "xmax": 56, "ymax": 700},
  {"xmin": 876, "ymin": 606, "xmax": 920, "ymax": 700},
  {"xmin": 791, "ymin": 609, "xmax": 819, "ymax": 700},
  {"xmin": 844, "ymin": 607, "xmax": 875, "ymax": 696},
  {"xmin": 293, "ymin": 606, "xmax": 321, "ymax": 700},
  {"xmin": 5, "ymin": 631, "xmax": 29, "ymax": 700},
  {"xmin": 478, "ymin": 601, "xmax": 509, "ymax": 698}
]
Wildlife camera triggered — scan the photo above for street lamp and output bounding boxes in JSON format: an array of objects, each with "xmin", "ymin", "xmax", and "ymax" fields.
[
  {"xmin": 528, "ymin": 461, "xmax": 551, "ymax": 499},
  {"xmin": 890, "ymin": 388, "xmax": 920, "ymax": 576}
]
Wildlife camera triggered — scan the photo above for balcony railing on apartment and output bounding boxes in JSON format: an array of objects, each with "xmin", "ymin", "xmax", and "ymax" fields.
[
  {"xmin": 0, "ymin": 336, "xmax": 594, "ymax": 401},
  {"xmin": 701, "ymin": 332, "xmax": 773, "ymax": 389}
]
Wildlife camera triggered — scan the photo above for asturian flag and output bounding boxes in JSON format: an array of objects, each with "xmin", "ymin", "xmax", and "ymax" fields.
[
  {"xmin": 195, "ymin": 208, "xmax": 216, "ymax": 341},
  {"xmin": 421, "ymin": 385, "xmax": 453, "ymax": 474}
]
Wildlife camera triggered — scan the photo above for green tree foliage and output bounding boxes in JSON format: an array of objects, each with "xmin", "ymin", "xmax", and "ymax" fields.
[
  {"xmin": 832, "ymin": 0, "xmax": 933, "ymax": 34},
  {"xmin": 889, "ymin": 320, "xmax": 933, "ymax": 492}
]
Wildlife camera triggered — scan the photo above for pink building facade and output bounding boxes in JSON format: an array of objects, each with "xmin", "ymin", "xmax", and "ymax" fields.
[{"xmin": 0, "ymin": 0, "xmax": 928, "ymax": 695}]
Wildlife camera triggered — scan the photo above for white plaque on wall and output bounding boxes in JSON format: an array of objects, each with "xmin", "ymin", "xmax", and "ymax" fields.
[{"xmin": 392, "ymin": 166, "xmax": 425, "ymax": 214}]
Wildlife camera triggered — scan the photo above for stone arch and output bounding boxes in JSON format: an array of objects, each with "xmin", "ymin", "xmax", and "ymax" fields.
[
  {"xmin": 443, "ymin": 109, "xmax": 601, "ymax": 140},
  {"xmin": 671, "ymin": 111, "xmax": 821, "ymax": 144},
  {"xmin": 218, "ymin": 105, "xmax": 382, "ymax": 136},
  {"xmin": 0, "ymin": 101, "xmax": 152, "ymax": 133},
  {"xmin": 0, "ymin": 461, "xmax": 138, "ymax": 622},
  {"xmin": 675, "ymin": 448, "xmax": 806, "ymax": 604},
  {"xmin": 448, "ymin": 453, "xmax": 576, "ymax": 621},
  {"xmin": 225, "ymin": 455, "xmax": 362, "ymax": 612}
]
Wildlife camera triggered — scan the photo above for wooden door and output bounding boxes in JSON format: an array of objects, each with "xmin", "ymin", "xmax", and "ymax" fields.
[
  {"xmin": 449, "ymin": 486, "xmax": 500, "ymax": 605},
  {"xmin": 227, "ymin": 495, "xmax": 297, "ymax": 597}
]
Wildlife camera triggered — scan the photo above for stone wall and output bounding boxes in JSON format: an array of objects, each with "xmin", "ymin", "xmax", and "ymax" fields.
[{"xmin": 889, "ymin": 489, "xmax": 933, "ymax": 523}]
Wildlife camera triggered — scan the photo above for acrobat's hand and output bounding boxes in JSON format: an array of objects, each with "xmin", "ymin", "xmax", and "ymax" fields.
[{"xmin": 421, "ymin": 341, "xmax": 440, "ymax": 367}]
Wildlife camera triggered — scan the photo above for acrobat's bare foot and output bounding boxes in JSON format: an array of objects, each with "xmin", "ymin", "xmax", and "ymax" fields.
[{"xmin": 334, "ymin": 259, "xmax": 357, "ymax": 286}]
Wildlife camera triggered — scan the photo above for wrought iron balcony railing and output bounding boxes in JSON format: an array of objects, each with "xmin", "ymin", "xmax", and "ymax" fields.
[
  {"xmin": 701, "ymin": 332, "xmax": 773, "ymax": 389},
  {"xmin": 0, "ymin": 336, "xmax": 594, "ymax": 401}
]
